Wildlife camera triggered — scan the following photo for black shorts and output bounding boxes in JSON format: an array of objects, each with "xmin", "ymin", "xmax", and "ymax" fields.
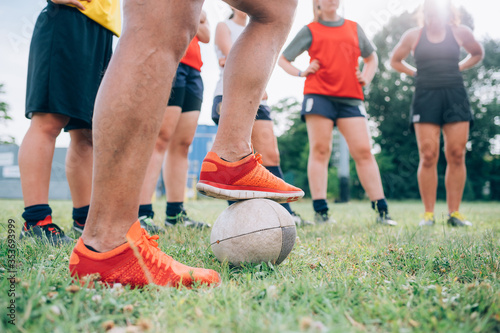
[
  {"xmin": 167, "ymin": 63, "xmax": 203, "ymax": 112},
  {"xmin": 25, "ymin": 2, "xmax": 113, "ymax": 131},
  {"xmin": 300, "ymin": 94, "xmax": 366, "ymax": 123},
  {"xmin": 411, "ymin": 86, "xmax": 473, "ymax": 128},
  {"xmin": 211, "ymin": 95, "xmax": 272, "ymax": 125}
]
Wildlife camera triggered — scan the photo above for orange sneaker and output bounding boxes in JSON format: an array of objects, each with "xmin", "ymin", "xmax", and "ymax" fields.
[
  {"xmin": 69, "ymin": 221, "xmax": 220, "ymax": 288},
  {"xmin": 197, "ymin": 151, "xmax": 304, "ymax": 203}
]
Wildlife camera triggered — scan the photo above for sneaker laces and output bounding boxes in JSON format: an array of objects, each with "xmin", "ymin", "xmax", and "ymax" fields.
[
  {"xmin": 133, "ymin": 229, "xmax": 172, "ymax": 270},
  {"xmin": 450, "ymin": 211, "xmax": 466, "ymax": 220},
  {"xmin": 254, "ymin": 153, "xmax": 263, "ymax": 165},
  {"xmin": 45, "ymin": 224, "xmax": 63, "ymax": 236}
]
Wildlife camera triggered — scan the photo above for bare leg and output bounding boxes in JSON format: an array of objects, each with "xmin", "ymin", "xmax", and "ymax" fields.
[
  {"xmin": 337, "ymin": 117, "xmax": 384, "ymax": 201},
  {"xmin": 443, "ymin": 121, "xmax": 469, "ymax": 213},
  {"xmin": 251, "ymin": 120, "xmax": 280, "ymax": 166},
  {"xmin": 211, "ymin": 0, "xmax": 298, "ymax": 161},
  {"xmin": 414, "ymin": 123, "xmax": 441, "ymax": 213},
  {"xmin": 18, "ymin": 113, "xmax": 69, "ymax": 207},
  {"xmin": 164, "ymin": 111, "xmax": 200, "ymax": 202},
  {"xmin": 138, "ymin": 106, "xmax": 181, "ymax": 205},
  {"xmin": 83, "ymin": 0, "xmax": 204, "ymax": 252},
  {"xmin": 305, "ymin": 115, "xmax": 334, "ymax": 200},
  {"xmin": 66, "ymin": 129, "xmax": 93, "ymax": 208}
]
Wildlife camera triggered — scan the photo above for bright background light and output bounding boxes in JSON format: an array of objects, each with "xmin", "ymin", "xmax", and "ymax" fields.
[{"xmin": 1, "ymin": 0, "xmax": 498, "ymax": 146}]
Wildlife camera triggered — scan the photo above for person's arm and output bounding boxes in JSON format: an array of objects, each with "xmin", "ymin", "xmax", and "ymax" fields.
[
  {"xmin": 390, "ymin": 29, "xmax": 418, "ymax": 77},
  {"xmin": 196, "ymin": 10, "xmax": 210, "ymax": 44},
  {"xmin": 455, "ymin": 25, "xmax": 484, "ymax": 71},
  {"xmin": 51, "ymin": 0, "xmax": 89, "ymax": 11},
  {"xmin": 215, "ymin": 22, "xmax": 232, "ymax": 67},
  {"xmin": 357, "ymin": 52, "xmax": 378, "ymax": 86},
  {"xmin": 278, "ymin": 26, "xmax": 318, "ymax": 77}
]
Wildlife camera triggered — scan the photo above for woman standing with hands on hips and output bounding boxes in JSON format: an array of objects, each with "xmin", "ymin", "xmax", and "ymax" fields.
[
  {"xmin": 391, "ymin": 0, "xmax": 483, "ymax": 227},
  {"xmin": 278, "ymin": 0, "xmax": 397, "ymax": 225}
]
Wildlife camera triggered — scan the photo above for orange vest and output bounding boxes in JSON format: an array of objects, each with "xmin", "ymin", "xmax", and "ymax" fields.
[
  {"xmin": 180, "ymin": 36, "xmax": 203, "ymax": 72},
  {"xmin": 304, "ymin": 20, "xmax": 364, "ymax": 100}
]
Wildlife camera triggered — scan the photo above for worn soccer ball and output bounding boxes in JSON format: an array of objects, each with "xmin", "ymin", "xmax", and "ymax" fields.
[{"xmin": 210, "ymin": 199, "xmax": 296, "ymax": 266}]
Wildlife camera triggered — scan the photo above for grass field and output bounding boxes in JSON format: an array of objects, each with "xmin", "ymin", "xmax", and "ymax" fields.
[{"xmin": 0, "ymin": 199, "xmax": 499, "ymax": 333}]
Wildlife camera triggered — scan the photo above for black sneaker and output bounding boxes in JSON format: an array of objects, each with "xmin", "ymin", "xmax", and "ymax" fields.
[
  {"xmin": 72, "ymin": 220, "xmax": 85, "ymax": 234},
  {"xmin": 139, "ymin": 215, "xmax": 165, "ymax": 234},
  {"xmin": 376, "ymin": 213, "xmax": 398, "ymax": 226},
  {"xmin": 447, "ymin": 212, "xmax": 472, "ymax": 227},
  {"xmin": 165, "ymin": 210, "xmax": 211, "ymax": 229},
  {"xmin": 291, "ymin": 211, "xmax": 314, "ymax": 227},
  {"xmin": 314, "ymin": 211, "xmax": 336, "ymax": 224},
  {"xmin": 20, "ymin": 216, "xmax": 73, "ymax": 246}
]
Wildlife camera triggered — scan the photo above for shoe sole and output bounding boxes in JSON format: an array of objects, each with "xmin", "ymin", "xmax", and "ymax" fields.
[{"xmin": 196, "ymin": 182, "xmax": 304, "ymax": 203}]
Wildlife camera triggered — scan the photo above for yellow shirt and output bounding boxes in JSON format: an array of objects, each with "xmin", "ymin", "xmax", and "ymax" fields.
[{"xmin": 77, "ymin": 0, "xmax": 121, "ymax": 37}]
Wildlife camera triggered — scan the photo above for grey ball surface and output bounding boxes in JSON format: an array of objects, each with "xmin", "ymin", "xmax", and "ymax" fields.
[{"xmin": 210, "ymin": 199, "xmax": 296, "ymax": 266}]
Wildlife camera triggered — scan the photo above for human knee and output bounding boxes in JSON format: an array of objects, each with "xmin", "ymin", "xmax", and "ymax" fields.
[
  {"xmin": 70, "ymin": 130, "xmax": 93, "ymax": 157},
  {"xmin": 446, "ymin": 146, "xmax": 465, "ymax": 166},
  {"xmin": 351, "ymin": 146, "xmax": 373, "ymax": 164},
  {"xmin": 31, "ymin": 114, "xmax": 66, "ymax": 139},
  {"xmin": 311, "ymin": 142, "xmax": 332, "ymax": 161},
  {"xmin": 420, "ymin": 149, "xmax": 439, "ymax": 168},
  {"xmin": 245, "ymin": 0, "xmax": 297, "ymax": 27},
  {"xmin": 172, "ymin": 138, "xmax": 194, "ymax": 156},
  {"xmin": 261, "ymin": 148, "xmax": 280, "ymax": 166}
]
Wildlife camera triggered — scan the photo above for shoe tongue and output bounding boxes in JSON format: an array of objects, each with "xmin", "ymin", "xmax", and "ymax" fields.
[
  {"xmin": 126, "ymin": 220, "xmax": 145, "ymax": 242},
  {"xmin": 37, "ymin": 215, "xmax": 53, "ymax": 227}
]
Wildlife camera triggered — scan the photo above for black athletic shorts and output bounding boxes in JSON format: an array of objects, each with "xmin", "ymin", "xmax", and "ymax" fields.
[
  {"xmin": 167, "ymin": 63, "xmax": 203, "ymax": 112},
  {"xmin": 300, "ymin": 94, "xmax": 366, "ymax": 123},
  {"xmin": 211, "ymin": 95, "xmax": 272, "ymax": 125},
  {"xmin": 410, "ymin": 86, "xmax": 473, "ymax": 129},
  {"xmin": 25, "ymin": 2, "xmax": 113, "ymax": 131}
]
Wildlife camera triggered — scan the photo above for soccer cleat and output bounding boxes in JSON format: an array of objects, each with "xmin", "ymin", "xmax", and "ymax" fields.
[
  {"xmin": 447, "ymin": 211, "xmax": 472, "ymax": 227},
  {"xmin": 291, "ymin": 211, "xmax": 314, "ymax": 227},
  {"xmin": 139, "ymin": 215, "xmax": 165, "ymax": 234},
  {"xmin": 72, "ymin": 220, "xmax": 85, "ymax": 234},
  {"xmin": 376, "ymin": 213, "xmax": 398, "ymax": 226},
  {"xmin": 69, "ymin": 221, "xmax": 221, "ymax": 288},
  {"xmin": 419, "ymin": 212, "xmax": 435, "ymax": 227},
  {"xmin": 165, "ymin": 210, "xmax": 211, "ymax": 229},
  {"xmin": 20, "ymin": 216, "xmax": 73, "ymax": 246},
  {"xmin": 197, "ymin": 152, "xmax": 304, "ymax": 203},
  {"xmin": 314, "ymin": 211, "xmax": 336, "ymax": 224}
]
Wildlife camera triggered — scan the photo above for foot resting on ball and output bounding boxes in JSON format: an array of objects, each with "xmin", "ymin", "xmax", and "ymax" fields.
[
  {"xmin": 69, "ymin": 221, "xmax": 220, "ymax": 288},
  {"xmin": 197, "ymin": 151, "xmax": 304, "ymax": 203}
]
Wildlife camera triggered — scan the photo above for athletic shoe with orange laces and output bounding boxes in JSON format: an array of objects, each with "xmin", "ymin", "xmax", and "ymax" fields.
[
  {"xmin": 197, "ymin": 151, "xmax": 304, "ymax": 203},
  {"xmin": 69, "ymin": 221, "xmax": 220, "ymax": 288},
  {"xmin": 20, "ymin": 215, "xmax": 73, "ymax": 246}
]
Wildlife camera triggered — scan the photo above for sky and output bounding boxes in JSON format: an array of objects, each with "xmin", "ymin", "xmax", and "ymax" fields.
[{"xmin": 1, "ymin": 0, "xmax": 499, "ymax": 147}]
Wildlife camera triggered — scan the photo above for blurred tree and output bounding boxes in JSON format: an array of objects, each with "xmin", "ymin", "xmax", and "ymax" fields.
[{"xmin": 0, "ymin": 83, "xmax": 15, "ymax": 144}]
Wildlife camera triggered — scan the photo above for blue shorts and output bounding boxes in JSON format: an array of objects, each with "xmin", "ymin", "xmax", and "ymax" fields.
[
  {"xmin": 300, "ymin": 94, "xmax": 366, "ymax": 124},
  {"xmin": 168, "ymin": 63, "xmax": 204, "ymax": 112},
  {"xmin": 211, "ymin": 95, "xmax": 272, "ymax": 125}
]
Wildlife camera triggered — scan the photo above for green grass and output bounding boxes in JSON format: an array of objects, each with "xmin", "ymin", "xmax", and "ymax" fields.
[{"xmin": 1, "ymin": 199, "xmax": 499, "ymax": 333}]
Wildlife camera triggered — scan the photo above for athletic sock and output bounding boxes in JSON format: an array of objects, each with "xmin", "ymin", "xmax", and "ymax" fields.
[
  {"xmin": 313, "ymin": 199, "xmax": 328, "ymax": 214},
  {"xmin": 265, "ymin": 165, "xmax": 293, "ymax": 214},
  {"xmin": 22, "ymin": 204, "xmax": 52, "ymax": 228},
  {"xmin": 166, "ymin": 202, "xmax": 184, "ymax": 217},
  {"xmin": 227, "ymin": 200, "xmax": 237, "ymax": 206},
  {"xmin": 72, "ymin": 205, "xmax": 90, "ymax": 225},
  {"xmin": 138, "ymin": 204, "xmax": 154, "ymax": 218},
  {"xmin": 371, "ymin": 198, "xmax": 388, "ymax": 216}
]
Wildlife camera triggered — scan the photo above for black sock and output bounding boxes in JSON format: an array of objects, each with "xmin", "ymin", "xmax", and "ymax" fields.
[
  {"xmin": 72, "ymin": 205, "xmax": 90, "ymax": 225},
  {"xmin": 22, "ymin": 204, "xmax": 52, "ymax": 228},
  {"xmin": 138, "ymin": 204, "xmax": 154, "ymax": 218},
  {"xmin": 220, "ymin": 152, "xmax": 253, "ymax": 162},
  {"xmin": 84, "ymin": 244, "xmax": 100, "ymax": 253},
  {"xmin": 166, "ymin": 202, "xmax": 184, "ymax": 217},
  {"xmin": 227, "ymin": 200, "xmax": 237, "ymax": 206},
  {"xmin": 313, "ymin": 199, "xmax": 328, "ymax": 214},
  {"xmin": 265, "ymin": 166, "xmax": 293, "ymax": 214},
  {"xmin": 372, "ymin": 198, "xmax": 388, "ymax": 216}
]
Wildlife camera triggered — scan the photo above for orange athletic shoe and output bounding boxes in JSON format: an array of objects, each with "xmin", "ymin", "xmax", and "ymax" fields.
[
  {"xmin": 197, "ymin": 151, "xmax": 304, "ymax": 203},
  {"xmin": 69, "ymin": 221, "xmax": 220, "ymax": 288}
]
